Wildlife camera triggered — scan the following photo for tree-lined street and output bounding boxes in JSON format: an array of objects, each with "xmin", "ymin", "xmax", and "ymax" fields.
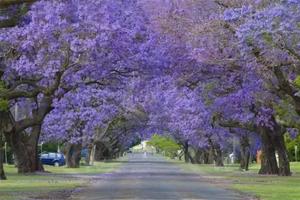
[
  {"xmin": 71, "ymin": 153, "xmax": 246, "ymax": 200},
  {"xmin": 1, "ymin": 0, "xmax": 300, "ymax": 199}
]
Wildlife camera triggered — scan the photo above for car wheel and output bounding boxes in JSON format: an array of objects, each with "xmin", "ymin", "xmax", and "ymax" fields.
[{"xmin": 54, "ymin": 162, "xmax": 59, "ymax": 167}]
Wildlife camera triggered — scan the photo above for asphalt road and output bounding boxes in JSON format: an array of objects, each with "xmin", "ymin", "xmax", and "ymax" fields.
[{"xmin": 71, "ymin": 153, "xmax": 247, "ymax": 200}]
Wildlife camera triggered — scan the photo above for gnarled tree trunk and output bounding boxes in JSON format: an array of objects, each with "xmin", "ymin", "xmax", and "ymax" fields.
[
  {"xmin": 258, "ymin": 118, "xmax": 291, "ymax": 176},
  {"xmin": 275, "ymin": 134, "xmax": 291, "ymax": 176},
  {"xmin": 6, "ymin": 125, "xmax": 44, "ymax": 173},
  {"xmin": 208, "ymin": 139, "xmax": 224, "ymax": 167},
  {"xmin": 193, "ymin": 149, "xmax": 202, "ymax": 164},
  {"xmin": 217, "ymin": 110, "xmax": 290, "ymax": 176},
  {"xmin": 214, "ymin": 145, "xmax": 224, "ymax": 167},
  {"xmin": 94, "ymin": 142, "xmax": 108, "ymax": 161},
  {"xmin": 65, "ymin": 143, "xmax": 82, "ymax": 168},
  {"xmin": 203, "ymin": 149, "xmax": 213, "ymax": 164},
  {"xmin": 272, "ymin": 123, "xmax": 291, "ymax": 176},
  {"xmin": 2, "ymin": 96, "xmax": 52, "ymax": 174},
  {"xmin": 240, "ymin": 135, "xmax": 250, "ymax": 171},
  {"xmin": 181, "ymin": 140, "xmax": 195, "ymax": 163},
  {"xmin": 259, "ymin": 127, "xmax": 279, "ymax": 175}
]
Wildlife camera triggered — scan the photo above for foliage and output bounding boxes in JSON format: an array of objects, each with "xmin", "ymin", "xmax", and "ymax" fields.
[
  {"xmin": 285, "ymin": 134, "xmax": 300, "ymax": 162},
  {"xmin": 147, "ymin": 134, "xmax": 181, "ymax": 158},
  {"xmin": 294, "ymin": 76, "xmax": 300, "ymax": 90},
  {"xmin": 0, "ymin": 82, "xmax": 8, "ymax": 111},
  {"xmin": 1, "ymin": 0, "xmax": 300, "ymax": 178},
  {"xmin": 0, "ymin": 99, "xmax": 8, "ymax": 111},
  {"xmin": 40, "ymin": 142, "xmax": 60, "ymax": 153}
]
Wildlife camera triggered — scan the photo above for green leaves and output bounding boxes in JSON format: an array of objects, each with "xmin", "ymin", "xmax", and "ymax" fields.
[
  {"xmin": 262, "ymin": 32, "xmax": 273, "ymax": 44},
  {"xmin": 0, "ymin": 99, "xmax": 8, "ymax": 111},
  {"xmin": 148, "ymin": 134, "xmax": 181, "ymax": 158},
  {"xmin": 294, "ymin": 76, "xmax": 300, "ymax": 89},
  {"xmin": 0, "ymin": 81, "xmax": 8, "ymax": 111}
]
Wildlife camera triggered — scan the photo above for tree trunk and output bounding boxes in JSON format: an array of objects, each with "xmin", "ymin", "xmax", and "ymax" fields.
[
  {"xmin": 89, "ymin": 144, "xmax": 96, "ymax": 165},
  {"xmin": 208, "ymin": 139, "xmax": 224, "ymax": 167},
  {"xmin": 214, "ymin": 145, "xmax": 224, "ymax": 167},
  {"xmin": 5, "ymin": 125, "xmax": 44, "ymax": 174},
  {"xmin": 240, "ymin": 135, "xmax": 250, "ymax": 171},
  {"xmin": 183, "ymin": 140, "xmax": 190, "ymax": 163},
  {"xmin": 1, "ymin": 100, "xmax": 52, "ymax": 174},
  {"xmin": 203, "ymin": 150, "xmax": 213, "ymax": 164},
  {"xmin": 65, "ymin": 143, "xmax": 82, "ymax": 168},
  {"xmin": 0, "ymin": 111, "xmax": 8, "ymax": 179},
  {"xmin": 188, "ymin": 151, "xmax": 195, "ymax": 164},
  {"xmin": 0, "ymin": 134, "xmax": 6, "ymax": 180},
  {"xmin": 272, "ymin": 122, "xmax": 291, "ymax": 176},
  {"xmin": 94, "ymin": 142, "xmax": 106, "ymax": 161},
  {"xmin": 258, "ymin": 127, "xmax": 279, "ymax": 175},
  {"xmin": 274, "ymin": 134, "xmax": 291, "ymax": 176},
  {"xmin": 103, "ymin": 147, "xmax": 111, "ymax": 160},
  {"xmin": 0, "ymin": 151, "xmax": 5, "ymax": 180},
  {"xmin": 193, "ymin": 149, "xmax": 202, "ymax": 164},
  {"xmin": 258, "ymin": 118, "xmax": 291, "ymax": 176}
]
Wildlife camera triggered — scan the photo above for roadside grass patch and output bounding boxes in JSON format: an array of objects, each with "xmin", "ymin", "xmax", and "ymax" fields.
[
  {"xmin": 0, "ymin": 160, "xmax": 123, "ymax": 200},
  {"xmin": 178, "ymin": 161, "xmax": 300, "ymax": 200},
  {"xmin": 44, "ymin": 160, "xmax": 123, "ymax": 174}
]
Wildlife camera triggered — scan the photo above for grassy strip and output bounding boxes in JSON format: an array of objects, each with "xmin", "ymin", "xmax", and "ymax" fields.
[
  {"xmin": 44, "ymin": 161, "xmax": 123, "ymax": 174},
  {"xmin": 177, "ymin": 161, "xmax": 300, "ymax": 200},
  {"xmin": 0, "ymin": 160, "xmax": 124, "ymax": 200}
]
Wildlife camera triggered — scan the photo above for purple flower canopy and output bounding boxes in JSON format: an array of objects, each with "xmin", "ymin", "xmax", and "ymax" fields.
[{"xmin": 1, "ymin": 0, "xmax": 300, "ymax": 150}]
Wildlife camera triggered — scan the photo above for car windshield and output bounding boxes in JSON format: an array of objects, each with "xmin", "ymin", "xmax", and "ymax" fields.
[
  {"xmin": 57, "ymin": 154, "xmax": 63, "ymax": 158},
  {"xmin": 41, "ymin": 154, "xmax": 48, "ymax": 158},
  {"xmin": 49, "ymin": 153, "xmax": 56, "ymax": 158}
]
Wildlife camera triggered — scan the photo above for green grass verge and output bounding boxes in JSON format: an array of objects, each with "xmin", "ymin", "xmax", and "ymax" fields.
[
  {"xmin": 0, "ymin": 160, "xmax": 124, "ymax": 200},
  {"xmin": 44, "ymin": 161, "xmax": 123, "ymax": 174},
  {"xmin": 178, "ymin": 161, "xmax": 300, "ymax": 200}
]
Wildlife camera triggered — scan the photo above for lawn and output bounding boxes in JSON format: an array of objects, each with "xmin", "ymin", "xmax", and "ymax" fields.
[
  {"xmin": 44, "ymin": 160, "xmax": 123, "ymax": 174},
  {"xmin": 0, "ymin": 160, "xmax": 123, "ymax": 200},
  {"xmin": 178, "ymin": 161, "xmax": 300, "ymax": 200}
]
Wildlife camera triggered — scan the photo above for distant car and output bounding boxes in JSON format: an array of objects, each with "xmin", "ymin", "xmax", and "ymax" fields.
[
  {"xmin": 127, "ymin": 149, "xmax": 132, "ymax": 153},
  {"xmin": 81, "ymin": 148, "xmax": 89, "ymax": 158},
  {"xmin": 40, "ymin": 152, "xmax": 65, "ymax": 167}
]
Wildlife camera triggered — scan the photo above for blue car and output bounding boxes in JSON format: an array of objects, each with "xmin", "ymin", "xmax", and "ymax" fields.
[{"xmin": 40, "ymin": 153, "xmax": 65, "ymax": 167}]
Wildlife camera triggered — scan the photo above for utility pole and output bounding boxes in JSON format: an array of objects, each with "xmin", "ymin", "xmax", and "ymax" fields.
[
  {"xmin": 232, "ymin": 137, "xmax": 237, "ymax": 163},
  {"xmin": 295, "ymin": 145, "xmax": 298, "ymax": 162},
  {"xmin": 57, "ymin": 143, "xmax": 61, "ymax": 153},
  {"xmin": 41, "ymin": 142, "xmax": 44, "ymax": 154},
  {"xmin": 4, "ymin": 142, "xmax": 7, "ymax": 164},
  {"xmin": 89, "ymin": 145, "xmax": 96, "ymax": 166}
]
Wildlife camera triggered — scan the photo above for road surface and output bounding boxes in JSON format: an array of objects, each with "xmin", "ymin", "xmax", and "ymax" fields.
[{"xmin": 71, "ymin": 153, "xmax": 248, "ymax": 200}]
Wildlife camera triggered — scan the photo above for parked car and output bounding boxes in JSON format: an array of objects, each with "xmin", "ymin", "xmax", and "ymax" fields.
[
  {"xmin": 81, "ymin": 148, "xmax": 89, "ymax": 158},
  {"xmin": 40, "ymin": 152, "xmax": 65, "ymax": 167}
]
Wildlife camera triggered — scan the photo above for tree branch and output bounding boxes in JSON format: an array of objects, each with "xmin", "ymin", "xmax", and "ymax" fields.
[
  {"xmin": 0, "ymin": 0, "xmax": 36, "ymax": 8},
  {"xmin": 217, "ymin": 119, "xmax": 256, "ymax": 132},
  {"xmin": 0, "ymin": 89, "xmax": 40, "ymax": 100}
]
